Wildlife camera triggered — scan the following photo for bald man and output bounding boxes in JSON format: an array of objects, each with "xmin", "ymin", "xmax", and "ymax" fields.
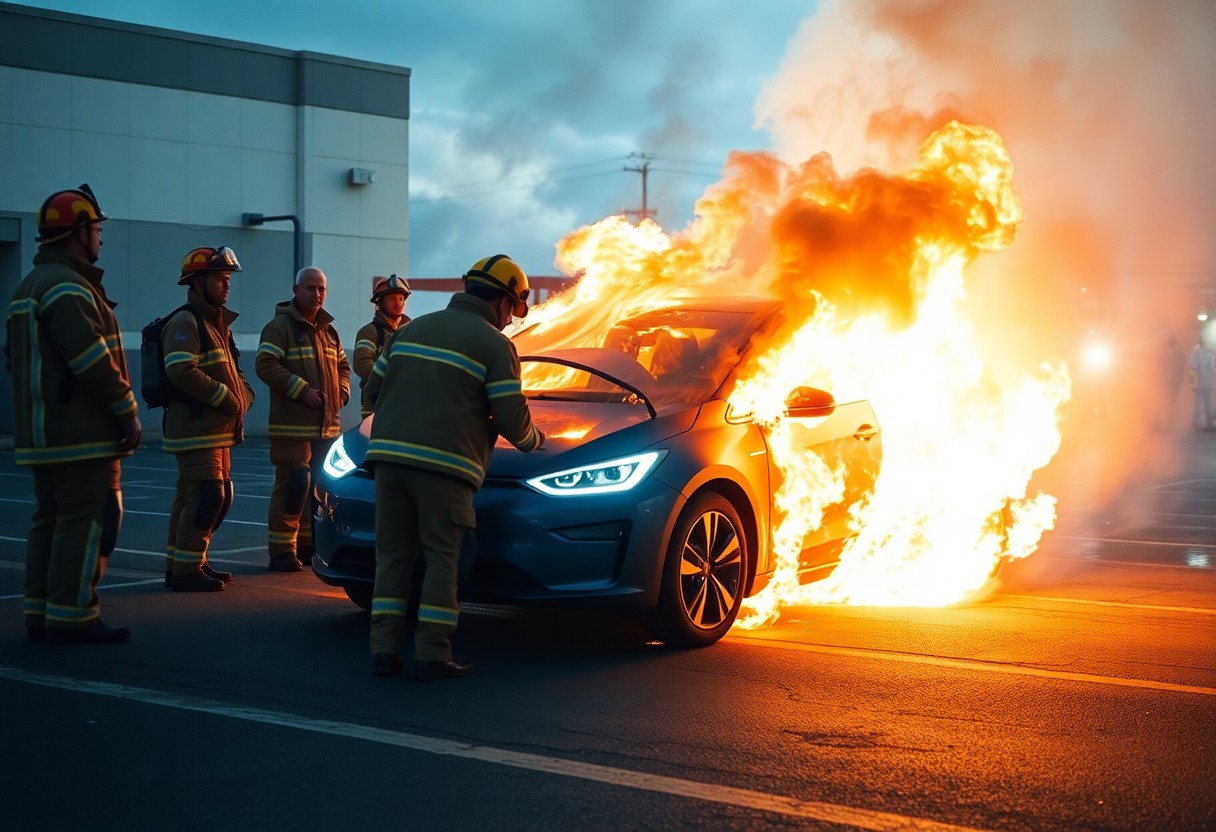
[{"xmin": 255, "ymin": 267, "xmax": 351, "ymax": 572}]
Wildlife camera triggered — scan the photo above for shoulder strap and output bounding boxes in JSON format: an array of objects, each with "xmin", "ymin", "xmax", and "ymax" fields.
[{"xmin": 167, "ymin": 303, "xmax": 212, "ymax": 352}]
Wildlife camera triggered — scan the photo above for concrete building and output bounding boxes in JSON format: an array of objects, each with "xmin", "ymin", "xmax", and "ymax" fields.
[{"xmin": 0, "ymin": 2, "xmax": 411, "ymax": 435}]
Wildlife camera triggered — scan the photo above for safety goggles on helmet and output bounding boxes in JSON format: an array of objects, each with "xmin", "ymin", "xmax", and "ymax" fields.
[
  {"xmin": 36, "ymin": 183, "xmax": 107, "ymax": 244},
  {"xmin": 371, "ymin": 273, "xmax": 411, "ymax": 302},
  {"xmin": 179, "ymin": 246, "xmax": 242, "ymax": 284},
  {"xmin": 463, "ymin": 254, "xmax": 531, "ymax": 319}
]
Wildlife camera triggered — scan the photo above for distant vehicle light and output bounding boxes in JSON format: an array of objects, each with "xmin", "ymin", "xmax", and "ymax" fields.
[{"xmin": 1081, "ymin": 341, "xmax": 1113, "ymax": 373}]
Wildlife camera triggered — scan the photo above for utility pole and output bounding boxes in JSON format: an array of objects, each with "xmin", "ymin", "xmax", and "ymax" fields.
[{"xmin": 623, "ymin": 152, "xmax": 656, "ymax": 222}]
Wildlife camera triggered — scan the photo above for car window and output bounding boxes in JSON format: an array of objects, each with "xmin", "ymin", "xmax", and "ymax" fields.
[{"xmin": 517, "ymin": 302, "xmax": 778, "ymax": 407}]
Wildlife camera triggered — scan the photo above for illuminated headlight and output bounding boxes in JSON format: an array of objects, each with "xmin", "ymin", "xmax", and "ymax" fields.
[
  {"xmin": 525, "ymin": 451, "xmax": 665, "ymax": 496},
  {"xmin": 322, "ymin": 434, "xmax": 357, "ymax": 479}
]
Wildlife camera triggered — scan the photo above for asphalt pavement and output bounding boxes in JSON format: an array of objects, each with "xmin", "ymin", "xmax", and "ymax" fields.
[{"xmin": 0, "ymin": 432, "xmax": 1213, "ymax": 831}]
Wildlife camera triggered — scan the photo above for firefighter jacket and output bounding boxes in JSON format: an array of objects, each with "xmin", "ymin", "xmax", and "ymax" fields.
[
  {"xmin": 353, "ymin": 310, "xmax": 410, "ymax": 417},
  {"xmin": 255, "ymin": 299, "xmax": 350, "ymax": 439},
  {"xmin": 161, "ymin": 288, "xmax": 255, "ymax": 453},
  {"xmin": 364, "ymin": 292, "xmax": 544, "ymax": 489},
  {"xmin": 4, "ymin": 246, "xmax": 139, "ymax": 466}
]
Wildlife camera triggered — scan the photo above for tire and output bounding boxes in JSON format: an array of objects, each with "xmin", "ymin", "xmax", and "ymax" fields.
[
  {"xmin": 643, "ymin": 492, "xmax": 748, "ymax": 647},
  {"xmin": 344, "ymin": 584, "xmax": 372, "ymax": 611}
]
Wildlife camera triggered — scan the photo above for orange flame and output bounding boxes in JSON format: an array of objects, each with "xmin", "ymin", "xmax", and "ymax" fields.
[{"xmin": 527, "ymin": 121, "xmax": 1069, "ymax": 624}]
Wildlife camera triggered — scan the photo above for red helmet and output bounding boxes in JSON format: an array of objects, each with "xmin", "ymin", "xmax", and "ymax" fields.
[
  {"xmin": 179, "ymin": 246, "xmax": 242, "ymax": 285},
  {"xmin": 36, "ymin": 183, "xmax": 107, "ymax": 244},
  {"xmin": 371, "ymin": 274, "xmax": 411, "ymax": 302}
]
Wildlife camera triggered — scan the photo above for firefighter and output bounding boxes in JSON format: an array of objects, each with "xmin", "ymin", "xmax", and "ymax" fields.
[
  {"xmin": 161, "ymin": 246, "xmax": 255, "ymax": 591},
  {"xmin": 255, "ymin": 266, "xmax": 351, "ymax": 572},
  {"xmin": 4, "ymin": 184, "xmax": 141, "ymax": 644},
  {"xmin": 353, "ymin": 274, "xmax": 411, "ymax": 418},
  {"xmin": 364, "ymin": 254, "xmax": 545, "ymax": 681}
]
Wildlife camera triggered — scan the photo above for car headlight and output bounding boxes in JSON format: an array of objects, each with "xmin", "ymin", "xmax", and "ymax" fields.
[
  {"xmin": 525, "ymin": 451, "xmax": 665, "ymax": 496},
  {"xmin": 322, "ymin": 434, "xmax": 357, "ymax": 479}
]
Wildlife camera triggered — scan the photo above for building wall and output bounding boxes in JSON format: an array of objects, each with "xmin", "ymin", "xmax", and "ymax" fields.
[{"xmin": 0, "ymin": 3, "xmax": 410, "ymax": 437}]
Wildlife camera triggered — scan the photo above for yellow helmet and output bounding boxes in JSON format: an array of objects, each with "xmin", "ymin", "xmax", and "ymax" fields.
[{"xmin": 463, "ymin": 254, "xmax": 531, "ymax": 318}]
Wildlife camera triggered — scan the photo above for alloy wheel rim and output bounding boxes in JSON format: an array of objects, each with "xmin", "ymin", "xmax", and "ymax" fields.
[{"xmin": 678, "ymin": 509, "xmax": 742, "ymax": 630}]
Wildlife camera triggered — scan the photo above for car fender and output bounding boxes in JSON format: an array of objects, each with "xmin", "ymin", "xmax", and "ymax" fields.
[{"xmin": 648, "ymin": 402, "xmax": 772, "ymax": 596}]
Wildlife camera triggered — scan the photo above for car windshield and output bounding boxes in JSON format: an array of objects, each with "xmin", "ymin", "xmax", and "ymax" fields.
[{"xmin": 514, "ymin": 301, "xmax": 779, "ymax": 408}]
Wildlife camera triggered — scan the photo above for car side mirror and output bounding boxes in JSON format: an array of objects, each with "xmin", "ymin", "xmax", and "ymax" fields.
[{"xmin": 786, "ymin": 386, "xmax": 836, "ymax": 418}]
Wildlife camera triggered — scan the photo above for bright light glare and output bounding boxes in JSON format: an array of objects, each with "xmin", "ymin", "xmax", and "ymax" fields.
[
  {"xmin": 1081, "ymin": 341, "xmax": 1113, "ymax": 373},
  {"xmin": 322, "ymin": 435, "xmax": 357, "ymax": 479},
  {"xmin": 526, "ymin": 451, "xmax": 664, "ymax": 496}
]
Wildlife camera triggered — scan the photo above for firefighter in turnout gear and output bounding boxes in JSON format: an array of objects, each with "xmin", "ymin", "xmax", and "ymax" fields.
[
  {"xmin": 4, "ymin": 184, "xmax": 141, "ymax": 644},
  {"xmin": 353, "ymin": 274, "xmax": 411, "ymax": 418},
  {"xmin": 161, "ymin": 246, "xmax": 255, "ymax": 592},
  {"xmin": 364, "ymin": 254, "xmax": 544, "ymax": 681},
  {"xmin": 255, "ymin": 266, "xmax": 351, "ymax": 572}
]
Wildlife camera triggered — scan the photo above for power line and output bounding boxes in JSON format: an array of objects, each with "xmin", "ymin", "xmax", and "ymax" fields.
[
  {"xmin": 649, "ymin": 154, "xmax": 723, "ymax": 170},
  {"xmin": 412, "ymin": 156, "xmax": 630, "ymax": 201},
  {"xmin": 648, "ymin": 166, "xmax": 719, "ymax": 180},
  {"xmin": 413, "ymin": 167, "xmax": 622, "ymax": 203}
]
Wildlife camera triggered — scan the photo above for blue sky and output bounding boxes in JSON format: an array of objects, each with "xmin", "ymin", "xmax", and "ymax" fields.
[{"xmin": 12, "ymin": 0, "xmax": 817, "ymax": 278}]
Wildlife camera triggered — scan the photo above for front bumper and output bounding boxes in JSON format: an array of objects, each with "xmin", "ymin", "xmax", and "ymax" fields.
[{"xmin": 312, "ymin": 468, "xmax": 685, "ymax": 609}]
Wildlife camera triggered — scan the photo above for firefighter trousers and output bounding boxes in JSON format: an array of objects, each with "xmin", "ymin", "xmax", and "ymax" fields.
[
  {"xmin": 267, "ymin": 438, "xmax": 329, "ymax": 560},
  {"xmin": 25, "ymin": 459, "xmax": 122, "ymax": 632},
  {"xmin": 369, "ymin": 464, "xmax": 476, "ymax": 662},
  {"xmin": 165, "ymin": 447, "xmax": 233, "ymax": 576}
]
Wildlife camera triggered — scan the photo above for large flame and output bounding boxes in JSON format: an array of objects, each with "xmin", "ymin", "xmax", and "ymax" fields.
[{"xmin": 526, "ymin": 121, "xmax": 1069, "ymax": 625}]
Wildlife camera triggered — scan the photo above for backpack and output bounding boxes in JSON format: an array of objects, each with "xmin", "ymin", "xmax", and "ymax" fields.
[{"xmin": 140, "ymin": 304, "xmax": 209, "ymax": 409}]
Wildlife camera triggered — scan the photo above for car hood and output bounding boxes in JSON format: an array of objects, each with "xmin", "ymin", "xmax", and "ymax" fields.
[{"xmin": 342, "ymin": 399, "xmax": 700, "ymax": 481}]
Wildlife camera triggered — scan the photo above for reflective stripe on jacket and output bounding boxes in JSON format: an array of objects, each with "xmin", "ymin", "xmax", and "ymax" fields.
[
  {"xmin": 364, "ymin": 292, "xmax": 542, "ymax": 488},
  {"xmin": 255, "ymin": 300, "xmax": 350, "ymax": 439},
  {"xmin": 4, "ymin": 246, "xmax": 138, "ymax": 466},
  {"xmin": 161, "ymin": 288, "xmax": 254, "ymax": 453},
  {"xmin": 353, "ymin": 311, "xmax": 409, "ymax": 417}
]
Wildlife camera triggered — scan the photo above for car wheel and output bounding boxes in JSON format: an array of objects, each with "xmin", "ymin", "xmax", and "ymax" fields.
[
  {"xmin": 344, "ymin": 585, "xmax": 372, "ymax": 611},
  {"xmin": 644, "ymin": 492, "xmax": 747, "ymax": 647}
]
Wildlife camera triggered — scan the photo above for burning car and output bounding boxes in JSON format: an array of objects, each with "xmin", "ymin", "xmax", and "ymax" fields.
[{"xmin": 311, "ymin": 297, "xmax": 882, "ymax": 646}]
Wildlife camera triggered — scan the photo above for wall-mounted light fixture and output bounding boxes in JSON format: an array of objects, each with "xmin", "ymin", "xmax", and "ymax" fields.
[{"xmin": 349, "ymin": 167, "xmax": 376, "ymax": 186}]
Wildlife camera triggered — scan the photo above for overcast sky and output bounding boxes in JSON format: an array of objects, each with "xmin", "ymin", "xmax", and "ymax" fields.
[{"xmin": 12, "ymin": 0, "xmax": 815, "ymax": 278}]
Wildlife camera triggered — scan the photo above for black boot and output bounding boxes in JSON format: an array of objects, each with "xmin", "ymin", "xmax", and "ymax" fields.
[
  {"xmin": 371, "ymin": 653, "xmax": 403, "ymax": 677},
  {"xmin": 46, "ymin": 620, "xmax": 132, "ymax": 645},
  {"xmin": 268, "ymin": 553, "xmax": 303, "ymax": 572},
  {"xmin": 414, "ymin": 660, "xmax": 475, "ymax": 681},
  {"xmin": 202, "ymin": 562, "xmax": 233, "ymax": 582},
  {"xmin": 172, "ymin": 570, "xmax": 225, "ymax": 592}
]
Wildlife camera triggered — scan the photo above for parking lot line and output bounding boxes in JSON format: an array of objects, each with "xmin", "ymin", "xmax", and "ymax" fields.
[
  {"xmin": 725, "ymin": 635, "xmax": 1216, "ymax": 696},
  {"xmin": 0, "ymin": 665, "xmax": 991, "ymax": 832}
]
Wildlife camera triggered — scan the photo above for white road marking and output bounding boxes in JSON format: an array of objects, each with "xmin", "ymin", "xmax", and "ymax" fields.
[
  {"xmin": 0, "ymin": 665, "xmax": 990, "ymax": 832},
  {"xmin": 1053, "ymin": 534, "xmax": 1216, "ymax": 549},
  {"xmin": 0, "ymin": 539, "xmax": 265, "ymax": 559},
  {"xmin": 726, "ymin": 635, "xmax": 1216, "ymax": 696},
  {"xmin": 995, "ymin": 593, "xmax": 1216, "ymax": 616},
  {"xmin": 1034, "ymin": 554, "xmax": 1213, "ymax": 570},
  {"xmin": 122, "ymin": 509, "xmax": 266, "ymax": 527}
]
